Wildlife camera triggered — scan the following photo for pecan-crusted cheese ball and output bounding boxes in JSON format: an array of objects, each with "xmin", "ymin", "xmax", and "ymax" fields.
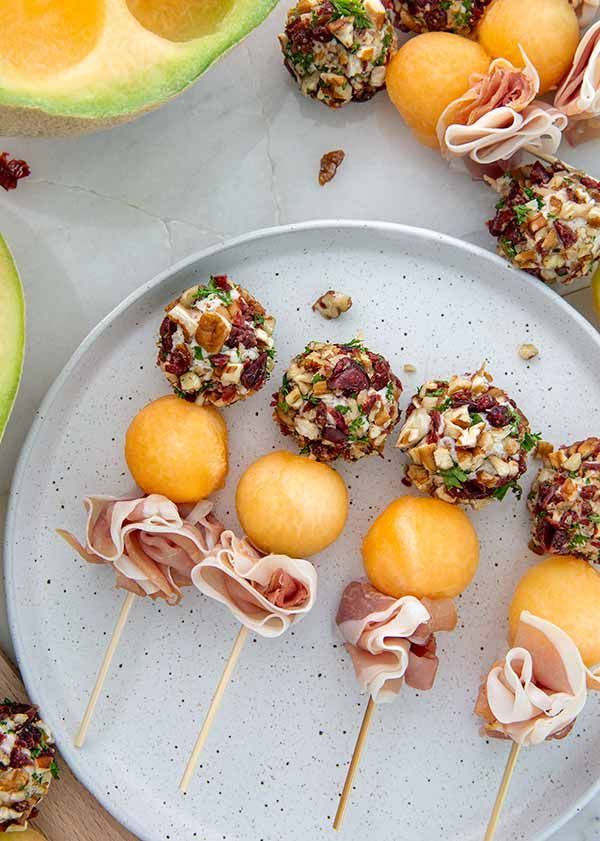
[
  {"xmin": 0, "ymin": 701, "xmax": 57, "ymax": 831},
  {"xmin": 396, "ymin": 365, "xmax": 536, "ymax": 508},
  {"xmin": 528, "ymin": 438, "xmax": 600, "ymax": 563},
  {"xmin": 486, "ymin": 161, "xmax": 600, "ymax": 285},
  {"xmin": 279, "ymin": 0, "xmax": 397, "ymax": 108},
  {"xmin": 157, "ymin": 275, "xmax": 275, "ymax": 408},
  {"xmin": 392, "ymin": 0, "xmax": 492, "ymax": 33},
  {"xmin": 273, "ymin": 340, "xmax": 402, "ymax": 462}
]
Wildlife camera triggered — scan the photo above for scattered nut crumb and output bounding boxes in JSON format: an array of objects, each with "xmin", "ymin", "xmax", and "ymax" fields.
[
  {"xmin": 312, "ymin": 290, "xmax": 352, "ymax": 320},
  {"xmin": 319, "ymin": 149, "xmax": 345, "ymax": 186},
  {"xmin": 518, "ymin": 342, "xmax": 539, "ymax": 361},
  {"xmin": 403, "ymin": 364, "xmax": 417, "ymax": 373}
]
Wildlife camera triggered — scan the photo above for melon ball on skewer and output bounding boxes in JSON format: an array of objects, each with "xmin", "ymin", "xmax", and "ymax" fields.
[
  {"xmin": 125, "ymin": 395, "xmax": 228, "ymax": 503},
  {"xmin": 236, "ymin": 450, "xmax": 348, "ymax": 557},
  {"xmin": 509, "ymin": 555, "xmax": 600, "ymax": 667},
  {"xmin": 478, "ymin": 0, "xmax": 580, "ymax": 94},
  {"xmin": 386, "ymin": 32, "xmax": 490, "ymax": 148},
  {"xmin": 362, "ymin": 495, "xmax": 480, "ymax": 599}
]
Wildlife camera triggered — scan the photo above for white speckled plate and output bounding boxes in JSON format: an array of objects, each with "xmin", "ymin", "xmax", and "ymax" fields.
[{"xmin": 5, "ymin": 221, "xmax": 600, "ymax": 841}]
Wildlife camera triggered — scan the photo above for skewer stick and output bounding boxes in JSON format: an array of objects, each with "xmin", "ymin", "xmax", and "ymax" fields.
[
  {"xmin": 333, "ymin": 696, "xmax": 376, "ymax": 831},
  {"xmin": 483, "ymin": 742, "xmax": 522, "ymax": 841},
  {"xmin": 74, "ymin": 591, "xmax": 136, "ymax": 748},
  {"xmin": 524, "ymin": 145, "xmax": 575, "ymax": 171},
  {"xmin": 179, "ymin": 624, "xmax": 249, "ymax": 794}
]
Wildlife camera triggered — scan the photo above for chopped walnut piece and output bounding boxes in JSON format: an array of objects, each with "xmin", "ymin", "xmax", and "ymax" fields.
[
  {"xmin": 312, "ymin": 289, "xmax": 352, "ymax": 320},
  {"xmin": 518, "ymin": 343, "xmax": 539, "ymax": 361},
  {"xmin": 318, "ymin": 149, "xmax": 345, "ymax": 186},
  {"xmin": 403, "ymin": 364, "xmax": 417, "ymax": 373}
]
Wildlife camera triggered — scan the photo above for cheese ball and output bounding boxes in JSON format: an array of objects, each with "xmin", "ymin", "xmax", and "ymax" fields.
[
  {"xmin": 157, "ymin": 275, "xmax": 275, "ymax": 408},
  {"xmin": 273, "ymin": 340, "xmax": 402, "ymax": 462},
  {"xmin": 509, "ymin": 555, "xmax": 600, "ymax": 667},
  {"xmin": 279, "ymin": 0, "xmax": 397, "ymax": 108},
  {"xmin": 0, "ymin": 701, "xmax": 56, "ymax": 832},
  {"xmin": 528, "ymin": 438, "xmax": 600, "ymax": 564},
  {"xmin": 396, "ymin": 365, "xmax": 533, "ymax": 509},
  {"xmin": 125, "ymin": 396, "xmax": 228, "ymax": 503},
  {"xmin": 236, "ymin": 450, "xmax": 348, "ymax": 557},
  {"xmin": 487, "ymin": 162, "xmax": 600, "ymax": 286},
  {"xmin": 392, "ymin": 0, "xmax": 493, "ymax": 34},
  {"xmin": 478, "ymin": 0, "xmax": 580, "ymax": 94},
  {"xmin": 362, "ymin": 496, "xmax": 479, "ymax": 599},
  {"xmin": 386, "ymin": 32, "xmax": 490, "ymax": 148}
]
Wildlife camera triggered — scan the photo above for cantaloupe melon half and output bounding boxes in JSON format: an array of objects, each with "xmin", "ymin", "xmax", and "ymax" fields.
[
  {"xmin": 0, "ymin": 237, "xmax": 25, "ymax": 442},
  {"xmin": 0, "ymin": 0, "xmax": 278, "ymax": 136}
]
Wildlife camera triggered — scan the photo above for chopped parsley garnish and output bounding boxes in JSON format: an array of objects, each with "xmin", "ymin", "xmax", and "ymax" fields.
[
  {"xmin": 521, "ymin": 431, "xmax": 542, "ymax": 453},
  {"xmin": 307, "ymin": 395, "xmax": 321, "ymax": 406},
  {"xmin": 330, "ymin": 0, "xmax": 372, "ymax": 29},
  {"xmin": 32, "ymin": 772, "xmax": 43, "ymax": 785},
  {"xmin": 348, "ymin": 413, "xmax": 368, "ymax": 440},
  {"xmin": 312, "ymin": 373, "xmax": 326, "ymax": 384},
  {"xmin": 569, "ymin": 532, "xmax": 589, "ymax": 550},
  {"xmin": 438, "ymin": 397, "xmax": 453, "ymax": 412},
  {"xmin": 470, "ymin": 412, "xmax": 484, "ymax": 426},
  {"xmin": 439, "ymin": 465, "xmax": 469, "ymax": 489},
  {"xmin": 192, "ymin": 276, "xmax": 233, "ymax": 307},
  {"xmin": 385, "ymin": 381, "xmax": 395, "ymax": 401},
  {"xmin": 50, "ymin": 760, "xmax": 60, "ymax": 780},
  {"xmin": 513, "ymin": 204, "xmax": 532, "ymax": 225},
  {"xmin": 335, "ymin": 405, "xmax": 350, "ymax": 414},
  {"xmin": 266, "ymin": 347, "xmax": 276, "ymax": 360},
  {"xmin": 193, "ymin": 346, "xmax": 204, "ymax": 360},
  {"xmin": 427, "ymin": 388, "xmax": 446, "ymax": 397},
  {"xmin": 286, "ymin": 49, "xmax": 315, "ymax": 73},
  {"xmin": 174, "ymin": 388, "xmax": 188, "ymax": 400},
  {"xmin": 343, "ymin": 338, "xmax": 366, "ymax": 350},
  {"xmin": 507, "ymin": 405, "xmax": 523, "ymax": 437},
  {"xmin": 493, "ymin": 481, "xmax": 523, "ymax": 501},
  {"xmin": 253, "ymin": 313, "xmax": 265, "ymax": 326},
  {"xmin": 30, "ymin": 747, "xmax": 41, "ymax": 758},
  {"xmin": 277, "ymin": 400, "xmax": 289, "ymax": 414},
  {"xmin": 299, "ymin": 446, "xmax": 311, "ymax": 455},
  {"xmin": 375, "ymin": 29, "xmax": 393, "ymax": 65},
  {"xmin": 281, "ymin": 374, "xmax": 292, "ymax": 396},
  {"xmin": 590, "ymin": 514, "xmax": 600, "ymax": 524},
  {"xmin": 500, "ymin": 238, "xmax": 517, "ymax": 259}
]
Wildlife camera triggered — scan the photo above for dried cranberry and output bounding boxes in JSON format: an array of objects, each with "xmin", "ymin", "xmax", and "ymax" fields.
[
  {"xmin": 219, "ymin": 384, "xmax": 239, "ymax": 404},
  {"xmin": 328, "ymin": 358, "xmax": 369, "ymax": 395},
  {"xmin": 16, "ymin": 724, "xmax": 41, "ymax": 750},
  {"xmin": 0, "ymin": 152, "xmax": 30, "ymax": 192},
  {"xmin": 212, "ymin": 275, "xmax": 231, "ymax": 291},
  {"xmin": 487, "ymin": 405, "xmax": 511, "ymax": 427},
  {"xmin": 210, "ymin": 353, "xmax": 230, "ymax": 369},
  {"xmin": 328, "ymin": 408, "xmax": 348, "ymax": 432},
  {"xmin": 10, "ymin": 747, "xmax": 29, "ymax": 769},
  {"xmin": 424, "ymin": 8, "xmax": 447, "ymax": 29},
  {"xmin": 471, "ymin": 393, "xmax": 496, "ymax": 412},
  {"xmin": 581, "ymin": 485, "xmax": 598, "ymax": 500},
  {"xmin": 241, "ymin": 353, "xmax": 268, "ymax": 390},
  {"xmin": 528, "ymin": 161, "xmax": 552, "ymax": 184},
  {"xmin": 427, "ymin": 410, "xmax": 443, "ymax": 444},
  {"xmin": 159, "ymin": 316, "xmax": 177, "ymax": 354},
  {"xmin": 554, "ymin": 220, "xmax": 577, "ymax": 247},
  {"xmin": 323, "ymin": 427, "xmax": 347, "ymax": 444},
  {"xmin": 362, "ymin": 394, "xmax": 378, "ymax": 415},
  {"xmin": 164, "ymin": 346, "xmax": 191, "ymax": 376},
  {"xmin": 368, "ymin": 353, "xmax": 392, "ymax": 391},
  {"xmin": 226, "ymin": 324, "xmax": 257, "ymax": 349}
]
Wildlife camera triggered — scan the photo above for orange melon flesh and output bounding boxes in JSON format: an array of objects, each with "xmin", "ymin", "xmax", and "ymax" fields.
[
  {"xmin": 126, "ymin": 0, "xmax": 235, "ymax": 42},
  {"xmin": 0, "ymin": 1, "xmax": 105, "ymax": 76}
]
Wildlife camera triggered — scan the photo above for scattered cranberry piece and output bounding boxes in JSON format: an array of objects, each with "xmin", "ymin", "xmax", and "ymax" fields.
[
  {"xmin": 328, "ymin": 358, "xmax": 369, "ymax": 395},
  {"xmin": 0, "ymin": 152, "xmax": 30, "ymax": 192}
]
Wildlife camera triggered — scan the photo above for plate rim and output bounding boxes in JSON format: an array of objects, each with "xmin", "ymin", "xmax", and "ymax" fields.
[{"xmin": 5, "ymin": 218, "xmax": 600, "ymax": 841}]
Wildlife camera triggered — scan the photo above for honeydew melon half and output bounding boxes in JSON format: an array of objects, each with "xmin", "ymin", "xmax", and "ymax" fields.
[
  {"xmin": 0, "ymin": 237, "xmax": 25, "ymax": 442},
  {"xmin": 0, "ymin": 0, "xmax": 278, "ymax": 136}
]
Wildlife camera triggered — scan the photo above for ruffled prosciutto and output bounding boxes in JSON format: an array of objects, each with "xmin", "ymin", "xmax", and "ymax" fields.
[
  {"xmin": 438, "ymin": 53, "xmax": 567, "ymax": 165},
  {"xmin": 191, "ymin": 531, "xmax": 317, "ymax": 637},
  {"xmin": 57, "ymin": 495, "xmax": 224, "ymax": 606},
  {"xmin": 336, "ymin": 581, "xmax": 457, "ymax": 704},
  {"xmin": 475, "ymin": 611, "xmax": 600, "ymax": 746},
  {"xmin": 555, "ymin": 20, "xmax": 600, "ymax": 145}
]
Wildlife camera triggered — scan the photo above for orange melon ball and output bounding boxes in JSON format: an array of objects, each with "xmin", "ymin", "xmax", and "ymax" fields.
[
  {"xmin": 236, "ymin": 450, "xmax": 348, "ymax": 557},
  {"xmin": 362, "ymin": 496, "xmax": 479, "ymax": 599},
  {"xmin": 386, "ymin": 32, "xmax": 490, "ymax": 148},
  {"xmin": 509, "ymin": 555, "xmax": 600, "ymax": 667},
  {"xmin": 125, "ymin": 395, "xmax": 228, "ymax": 503},
  {"xmin": 478, "ymin": 0, "xmax": 579, "ymax": 94}
]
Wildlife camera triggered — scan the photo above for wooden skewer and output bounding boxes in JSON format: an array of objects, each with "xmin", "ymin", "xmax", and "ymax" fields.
[
  {"xmin": 74, "ymin": 591, "xmax": 136, "ymax": 748},
  {"xmin": 333, "ymin": 696, "xmax": 376, "ymax": 831},
  {"xmin": 179, "ymin": 624, "xmax": 249, "ymax": 794},
  {"xmin": 483, "ymin": 742, "xmax": 522, "ymax": 841},
  {"xmin": 524, "ymin": 145, "xmax": 575, "ymax": 171}
]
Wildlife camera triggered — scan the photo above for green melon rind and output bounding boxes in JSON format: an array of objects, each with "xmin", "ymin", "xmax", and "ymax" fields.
[
  {"xmin": 0, "ymin": 236, "xmax": 25, "ymax": 443},
  {"xmin": 0, "ymin": 0, "xmax": 278, "ymax": 121}
]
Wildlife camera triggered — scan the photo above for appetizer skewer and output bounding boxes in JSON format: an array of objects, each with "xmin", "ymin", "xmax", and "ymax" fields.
[
  {"xmin": 477, "ymin": 555, "xmax": 600, "ymax": 839},
  {"xmin": 179, "ymin": 529, "xmax": 318, "ymax": 793},
  {"xmin": 333, "ymin": 495, "xmax": 479, "ymax": 828},
  {"xmin": 57, "ymin": 494, "xmax": 223, "ymax": 746}
]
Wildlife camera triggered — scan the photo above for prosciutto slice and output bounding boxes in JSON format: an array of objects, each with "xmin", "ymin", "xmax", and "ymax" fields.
[
  {"xmin": 57, "ymin": 495, "xmax": 224, "ymax": 605},
  {"xmin": 555, "ymin": 20, "xmax": 600, "ymax": 145},
  {"xmin": 191, "ymin": 531, "xmax": 317, "ymax": 637},
  {"xmin": 336, "ymin": 581, "xmax": 457, "ymax": 704},
  {"xmin": 475, "ymin": 611, "xmax": 600, "ymax": 746},
  {"xmin": 438, "ymin": 53, "xmax": 567, "ymax": 165}
]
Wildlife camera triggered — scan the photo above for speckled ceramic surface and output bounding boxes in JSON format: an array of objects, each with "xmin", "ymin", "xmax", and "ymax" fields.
[{"xmin": 5, "ymin": 222, "xmax": 600, "ymax": 841}]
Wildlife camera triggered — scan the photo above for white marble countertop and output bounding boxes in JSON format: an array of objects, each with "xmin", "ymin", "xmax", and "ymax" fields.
[{"xmin": 0, "ymin": 4, "xmax": 598, "ymax": 838}]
